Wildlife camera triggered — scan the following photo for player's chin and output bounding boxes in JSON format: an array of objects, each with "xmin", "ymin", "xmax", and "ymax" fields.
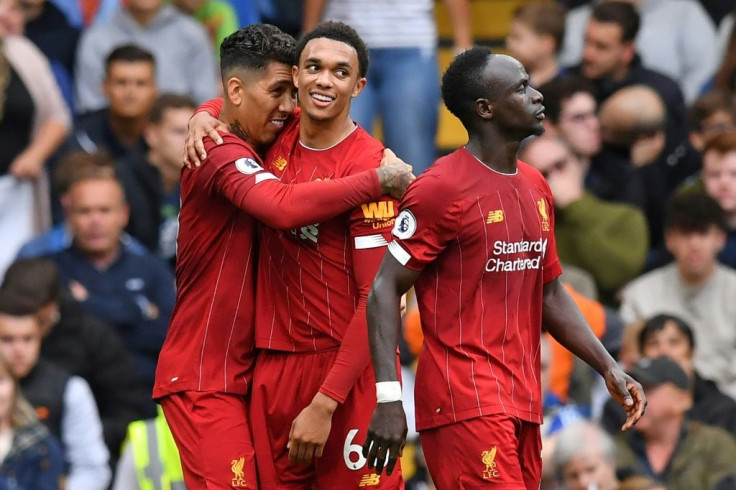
[{"xmin": 530, "ymin": 122, "xmax": 545, "ymax": 137}]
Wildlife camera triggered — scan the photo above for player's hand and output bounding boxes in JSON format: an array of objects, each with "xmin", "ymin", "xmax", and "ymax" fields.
[
  {"xmin": 604, "ymin": 367, "xmax": 647, "ymax": 431},
  {"xmin": 287, "ymin": 392, "xmax": 337, "ymax": 465},
  {"xmin": 376, "ymin": 149, "xmax": 415, "ymax": 199},
  {"xmin": 184, "ymin": 112, "xmax": 227, "ymax": 168},
  {"xmin": 362, "ymin": 401, "xmax": 407, "ymax": 476}
]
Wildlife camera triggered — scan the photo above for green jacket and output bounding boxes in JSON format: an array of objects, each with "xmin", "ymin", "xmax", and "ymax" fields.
[
  {"xmin": 555, "ymin": 193, "xmax": 648, "ymax": 302},
  {"xmin": 615, "ymin": 421, "xmax": 736, "ymax": 490}
]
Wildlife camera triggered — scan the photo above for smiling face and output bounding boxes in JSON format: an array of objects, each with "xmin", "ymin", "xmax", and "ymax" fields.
[
  {"xmin": 485, "ymin": 55, "xmax": 545, "ymax": 139},
  {"xmin": 294, "ymin": 37, "xmax": 366, "ymax": 123},
  {"xmin": 227, "ymin": 60, "xmax": 296, "ymax": 150}
]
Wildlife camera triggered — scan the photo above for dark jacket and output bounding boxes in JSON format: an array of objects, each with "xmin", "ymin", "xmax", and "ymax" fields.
[
  {"xmin": 19, "ymin": 360, "xmax": 69, "ymax": 439},
  {"xmin": 42, "ymin": 294, "xmax": 153, "ymax": 460},
  {"xmin": 49, "ymin": 246, "xmax": 175, "ymax": 390},
  {"xmin": 67, "ymin": 108, "xmax": 147, "ymax": 160},
  {"xmin": 0, "ymin": 423, "xmax": 64, "ymax": 490}
]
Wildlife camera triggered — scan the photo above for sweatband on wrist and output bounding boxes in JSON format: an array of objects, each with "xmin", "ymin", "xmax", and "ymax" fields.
[{"xmin": 376, "ymin": 381, "xmax": 402, "ymax": 403}]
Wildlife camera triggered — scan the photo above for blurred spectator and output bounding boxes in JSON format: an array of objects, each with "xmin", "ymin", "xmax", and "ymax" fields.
[
  {"xmin": 552, "ymin": 421, "xmax": 620, "ymax": 490},
  {"xmin": 0, "ymin": 290, "xmax": 111, "ymax": 489},
  {"xmin": 617, "ymin": 475, "xmax": 667, "ymax": 490},
  {"xmin": 701, "ymin": 131, "xmax": 736, "ymax": 268},
  {"xmin": 74, "ymin": 0, "xmax": 217, "ymax": 114},
  {"xmin": 0, "ymin": 351, "xmax": 64, "ymax": 489},
  {"xmin": 619, "ymin": 193, "xmax": 736, "ymax": 399},
  {"xmin": 561, "ymin": 0, "xmax": 718, "ymax": 103},
  {"xmin": 572, "ymin": 1, "xmax": 689, "ymax": 154},
  {"xmin": 172, "ymin": 0, "xmax": 237, "ymax": 61},
  {"xmin": 112, "ymin": 407, "xmax": 184, "ymax": 490},
  {"xmin": 17, "ymin": 151, "xmax": 148, "ymax": 258},
  {"xmin": 48, "ymin": 0, "xmax": 118, "ymax": 29},
  {"xmin": 309, "ymin": 0, "xmax": 472, "ymax": 175},
  {"xmin": 506, "ymin": 2, "xmax": 566, "ymax": 87},
  {"xmin": 615, "ymin": 357, "xmax": 736, "ymax": 488},
  {"xmin": 602, "ymin": 314, "xmax": 736, "ymax": 438},
  {"xmin": 539, "ymin": 74, "xmax": 650, "ymax": 213},
  {"xmin": 20, "ymin": 0, "xmax": 80, "ymax": 112},
  {"xmin": 0, "ymin": 0, "xmax": 71, "ymax": 279},
  {"xmin": 116, "ymin": 93, "xmax": 195, "ymax": 263},
  {"xmin": 68, "ymin": 45, "xmax": 156, "ymax": 160},
  {"xmin": 521, "ymin": 134, "xmax": 648, "ymax": 302},
  {"xmin": 688, "ymin": 90, "xmax": 736, "ymax": 153},
  {"xmin": 48, "ymin": 170, "xmax": 175, "ymax": 392},
  {"xmin": 598, "ymin": 85, "xmax": 675, "ymax": 246},
  {"xmin": 0, "ymin": 257, "xmax": 152, "ymax": 462}
]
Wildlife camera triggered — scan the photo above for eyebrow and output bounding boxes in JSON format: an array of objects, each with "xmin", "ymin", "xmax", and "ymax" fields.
[{"xmin": 304, "ymin": 57, "xmax": 352, "ymax": 69}]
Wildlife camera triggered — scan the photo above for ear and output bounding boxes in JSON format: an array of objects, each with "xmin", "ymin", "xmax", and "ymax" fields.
[
  {"xmin": 621, "ymin": 41, "xmax": 636, "ymax": 66},
  {"xmin": 292, "ymin": 65, "xmax": 299, "ymax": 88},
  {"xmin": 120, "ymin": 204, "xmax": 130, "ymax": 228},
  {"xmin": 541, "ymin": 34, "xmax": 557, "ymax": 57},
  {"xmin": 663, "ymin": 229, "xmax": 676, "ymax": 255},
  {"xmin": 351, "ymin": 77, "xmax": 367, "ymax": 98},
  {"xmin": 142, "ymin": 123, "xmax": 156, "ymax": 149},
  {"xmin": 689, "ymin": 131, "xmax": 704, "ymax": 152},
  {"xmin": 475, "ymin": 98, "xmax": 493, "ymax": 121},
  {"xmin": 228, "ymin": 75, "xmax": 248, "ymax": 106},
  {"xmin": 715, "ymin": 228, "xmax": 727, "ymax": 252}
]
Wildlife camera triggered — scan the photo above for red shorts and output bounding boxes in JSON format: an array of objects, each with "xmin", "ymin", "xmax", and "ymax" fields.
[
  {"xmin": 160, "ymin": 391, "xmax": 258, "ymax": 489},
  {"xmin": 250, "ymin": 349, "xmax": 403, "ymax": 489},
  {"xmin": 420, "ymin": 414, "xmax": 541, "ymax": 490}
]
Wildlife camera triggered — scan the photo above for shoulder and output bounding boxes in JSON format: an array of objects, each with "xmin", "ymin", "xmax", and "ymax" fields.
[
  {"xmin": 689, "ymin": 422, "xmax": 736, "ymax": 446},
  {"xmin": 518, "ymin": 160, "xmax": 551, "ymax": 192},
  {"xmin": 623, "ymin": 265, "xmax": 672, "ymax": 292},
  {"xmin": 164, "ymin": 6, "xmax": 210, "ymax": 37},
  {"xmin": 339, "ymin": 126, "xmax": 385, "ymax": 172}
]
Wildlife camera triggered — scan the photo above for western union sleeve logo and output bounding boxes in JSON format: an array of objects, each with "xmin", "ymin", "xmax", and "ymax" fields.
[
  {"xmin": 537, "ymin": 198, "xmax": 550, "ymax": 231},
  {"xmin": 361, "ymin": 201, "xmax": 395, "ymax": 220},
  {"xmin": 486, "ymin": 210, "xmax": 504, "ymax": 224}
]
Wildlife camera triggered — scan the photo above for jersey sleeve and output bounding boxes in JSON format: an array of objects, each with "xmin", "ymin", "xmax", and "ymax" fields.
[
  {"xmin": 196, "ymin": 97, "xmax": 223, "ymax": 118},
  {"xmin": 538, "ymin": 178, "xmax": 563, "ymax": 284},
  {"xmin": 386, "ymin": 174, "xmax": 461, "ymax": 271},
  {"xmin": 198, "ymin": 134, "xmax": 385, "ymax": 229}
]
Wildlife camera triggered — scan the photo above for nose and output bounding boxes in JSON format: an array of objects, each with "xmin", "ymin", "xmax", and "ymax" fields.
[
  {"xmin": 280, "ymin": 92, "xmax": 296, "ymax": 113},
  {"xmin": 315, "ymin": 69, "xmax": 332, "ymax": 87},
  {"xmin": 530, "ymin": 86, "xmax": 543, "ymax": 104}
]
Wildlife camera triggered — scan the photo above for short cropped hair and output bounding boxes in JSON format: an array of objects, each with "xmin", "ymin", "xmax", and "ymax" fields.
[
  {"xmin": 689, "ymin": 91, "xmax": 736, "ymax": 131},
  {"xmin": 513, "ymin": 2, "xmax": 567, "ymax": 52},
  {"xmin": 52, "ymin": 151, "xmax": 115, "ymax": 196},
  {"xmin": 295, "ymin": 21, "xmax": 370, "ymax": 78},
  {"xmin": 442, "ymin": 47, "xmax": 494, "ymax": 129},
  {"xmin": 538, "ymin": 74, "xmax": 596, "ymax": 124},
  {"xmin": 105, "ymin": 44, "xmax": 155, "ymax": 74},
  {"xmin": 553, "ymin": 421, "xmax": 616, "ymax": 475},
  {"xmin": 220, "ymin": 24, "xmax": 296, "ymax": 79},
  {"xmin": 591, "ymin": 1, "xmax": 640, "ymax": 43},
  {"xmin": 0, "ymin": 258, "xmax": 60, "ymax": 310},
  {"xmin": 638, "ymin": 314, "xmax": 695, "ymax": 352},
  {"xmin": 149, "ymin": 93, "xmax": 196, "ymax": 124},
  {"xmin": 0, "ymin": 290, "xmax": 39, "ymax": 318},
  {"xmin": 664, "ymin": 192, "xmax": 726, "ymax": 233},
  {"xmin": 703, "ymin": 130, "xmax": 736, "ymax": 156}
]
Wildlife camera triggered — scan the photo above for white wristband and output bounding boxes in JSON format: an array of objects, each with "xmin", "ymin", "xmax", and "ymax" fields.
[{"xmin": 376, "ymin": 381, "xmax": 402, "ymax": 403}]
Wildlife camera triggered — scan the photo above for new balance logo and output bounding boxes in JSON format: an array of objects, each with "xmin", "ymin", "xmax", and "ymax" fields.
[
  {"xmin": 359, "ymin": 474, "xmax": 381, "ymax": 486},
  {"xmin": 272, "ymin": 156, "xmax": 288, "ymax": 171},
  {"xmin": 486, "ymin": 210, "xmax": 504, "ymax": 224}
]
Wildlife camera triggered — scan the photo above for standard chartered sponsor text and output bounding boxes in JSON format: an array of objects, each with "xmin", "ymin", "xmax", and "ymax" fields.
[{"xmin": 486, "ymin": 238, "xmax": 547, "ymax": 272}]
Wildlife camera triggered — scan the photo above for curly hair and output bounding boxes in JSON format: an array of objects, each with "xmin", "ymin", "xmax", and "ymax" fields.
[
  {"xmin": 295, "ymin": 21, "xmax": 370, "ymax": 78},
  {"xmin": 220, "ymin": 24, "xmax": 296, "ymax": 77}
]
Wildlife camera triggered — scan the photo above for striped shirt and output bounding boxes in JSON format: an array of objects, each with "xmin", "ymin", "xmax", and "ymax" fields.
[
  {"xmin": 389, "ymin": 148, "xmax": 562, "ymax": 430},
  {"xmin": 324, "ymin": 0, "xmax": 437, "ymax": 50}
]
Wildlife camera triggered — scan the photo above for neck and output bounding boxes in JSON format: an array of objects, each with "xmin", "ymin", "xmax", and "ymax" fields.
[
  {"xmin": 577, "ymin": 154, "xmax": 591, "ymax": 175},
  {"xmin": 84, "ymin": 244, "xmax": 122, "ymax": 270},
  {"xmin": 299, "ymin": 112, "xmax": 355, "ymax": 149},
  {"xmin": 644, "ymin": 417, "xmax": 683, "ymax": 446},
  {"xmin": 220, "ymin": 105, "xmax": 263, "ymax": 153},
  {"xmin": 677, "ymin": 262, "xmax": 716, "ymax": 288},
  {"xmin": 147, "ymin": 151, "xmax": 180, "ymax": 192},
  {"xmin": 465, "ymin": 130, "xmax": 522, "ymax": 174},
  {"xmin": 108, "ymin": 112, "xmax": 147, "ymax": 147},
  {"xmin": 530, "ymin": 57, "xmax": 559, "ymax": 87},
  {"xmin": 609, "ymin": 63, "xmax": 630, "ymax": 83},
  {"xmin": 128, "ymin": 7, "xmax": 158, "ymax": 26}
]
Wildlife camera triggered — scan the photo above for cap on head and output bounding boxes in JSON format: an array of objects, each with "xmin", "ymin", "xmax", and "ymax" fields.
[{"xmin": 628, "ymin": 356, "xmax": 690, "ymax": 390}]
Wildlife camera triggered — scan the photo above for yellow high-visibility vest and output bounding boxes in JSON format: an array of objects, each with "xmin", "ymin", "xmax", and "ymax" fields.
[{"xmin": 127, "ymin": 407, "xmax": 185, "ymax": 490}]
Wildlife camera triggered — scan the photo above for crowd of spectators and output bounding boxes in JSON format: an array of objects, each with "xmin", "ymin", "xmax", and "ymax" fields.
[{"xmin": 2, "ymin": 0, "xmax": 736, "ymax": 488}]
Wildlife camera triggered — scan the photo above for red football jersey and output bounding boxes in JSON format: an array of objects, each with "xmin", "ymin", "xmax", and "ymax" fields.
[
  {"xmin": 153, "ymin": 131, "xmax": 383, "ymax": 398},
  {"xmin": 388, "ymin": 148, "xmax": 562, "ymax": 430},
  {"xmin": 255, "ymin": 122, "xmax": 397, "ymax": 369}
]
